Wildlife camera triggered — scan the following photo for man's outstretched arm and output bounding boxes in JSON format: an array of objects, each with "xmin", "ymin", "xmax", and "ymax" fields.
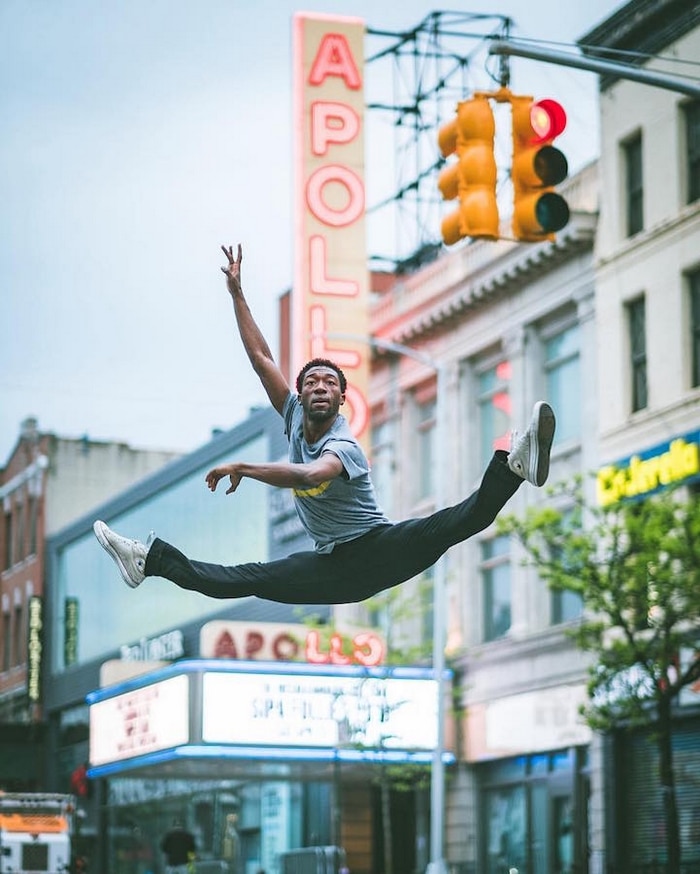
[
  {"xmin": 206, "ymin": 453, "xmax": 344, "ymax": 495},
  {"xmin": 221, "ymin": 244, "xmax": 290, "ymax": 415}
]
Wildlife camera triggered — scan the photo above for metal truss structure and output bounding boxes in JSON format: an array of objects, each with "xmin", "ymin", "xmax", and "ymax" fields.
[{"xmin": 364, "ymin": 11, "xmax": 513, "ymax": 273}]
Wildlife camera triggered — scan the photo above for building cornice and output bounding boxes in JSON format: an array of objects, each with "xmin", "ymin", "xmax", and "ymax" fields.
[
  {"xmin": 596, "ymin": 199, "xmax": 700, "ymax": 271},
  {"xmin": 370, "ymin": 213, "xmax": 596, "ymax": 348},
  {"xmin": 0, "ymin": 455, "xmax": 49, "ymax": 502},
  {"xmin": 579, "ymin": 0, "xmax": 700, "ymax": 93}
]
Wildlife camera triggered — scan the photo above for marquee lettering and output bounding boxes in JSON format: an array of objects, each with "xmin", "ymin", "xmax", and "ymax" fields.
[
  {"xmin": 305, "ymin": 629, "xmax": 383, "ymax": 666},
  {"xmin": 210, "ymin": 626, "xmax": 384, "ymax": 667}
]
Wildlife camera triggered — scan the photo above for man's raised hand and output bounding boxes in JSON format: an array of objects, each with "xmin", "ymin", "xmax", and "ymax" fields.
[
  {"xmin": 205, "ymin": 464, "xmax": 243, "ymax": 495},
  {"xmin": 221, "ymin": 243, "xmax": 243, "ymax": 297}
]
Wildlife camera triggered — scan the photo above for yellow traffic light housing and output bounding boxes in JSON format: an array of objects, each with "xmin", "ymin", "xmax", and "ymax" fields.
[
  {"xmin": 510, "ymin": 95, "xmax": 570, "ymax": 242},
  {"xmin": 437, "ymin": 96, "xmax": 499, "ymax": 245}
]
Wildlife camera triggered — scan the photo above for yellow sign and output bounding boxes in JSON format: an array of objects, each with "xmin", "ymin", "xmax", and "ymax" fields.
[
  {"xmin": 27, "ymin": 596, "xmax": 43, "ymax": 702},
  {"xmin": 597, "ymin": 434, "xmax": 700, "ymax": 506}
]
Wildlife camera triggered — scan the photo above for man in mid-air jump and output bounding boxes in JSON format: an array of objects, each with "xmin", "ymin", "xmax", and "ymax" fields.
[{"xmin": 94, "ymin": 244, "xmax": 555, "ymax": 605}]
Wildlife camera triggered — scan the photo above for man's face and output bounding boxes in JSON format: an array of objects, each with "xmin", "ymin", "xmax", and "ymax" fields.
[{"xmin": 299, "ymin": 366, "xmax": 345, "ymax": 422}]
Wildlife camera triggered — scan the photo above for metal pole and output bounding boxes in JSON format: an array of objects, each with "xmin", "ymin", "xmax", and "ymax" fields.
[
  {"xmin": 316, "ymin": 331, "xmax": 448, "ymax": 874},
  {"xmin": 488, "ymin": 39, "xmax": 700, "ymax": 99},
  {"xmin": 427, "ymin": 362, "xmax": 448, "ymax": 874}
]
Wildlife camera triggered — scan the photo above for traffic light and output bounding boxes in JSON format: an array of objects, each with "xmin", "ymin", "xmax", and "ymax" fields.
[
  {"xmin": 510, "ymin": 95, "xmax": 570, "ymax": 242},
  {"xmin": 437, "ymin": 96, "xmax": 499, "ymax": 245}
]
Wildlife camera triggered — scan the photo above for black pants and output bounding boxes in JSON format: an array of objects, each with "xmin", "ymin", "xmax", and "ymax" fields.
[{"xmin": 145, "ymin": 452, "xmax": 522, "ymax": 605}]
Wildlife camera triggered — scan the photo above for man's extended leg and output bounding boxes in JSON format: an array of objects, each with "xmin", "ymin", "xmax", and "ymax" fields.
[
  {"xmin": 94, "ymin": 520, "xmax": 349, "ymax": 604},
  {"xmin": 326, "ymin": 449, "xmax": 523, "ymax": 601},
  {"xmin": 319, "ymin": 400, "xmax": 556, "ymax": 601},
  {"xmin": 144, "ymin": 538, "xmax": 343, "ymax": 604}
]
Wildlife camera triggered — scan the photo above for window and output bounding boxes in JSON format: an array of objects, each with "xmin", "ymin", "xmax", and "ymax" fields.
[
  {"xmin": 477, "ymin": 361, "xmax": 512, "ymax": 469},
  {"xmin": 551, "ymin": 587, "xmax": 583, "ymax": 625},
  {"xmin": 4, "ymin": 510, "xmax": 12, "ymax": 570},
  {"xmin": 370, "ymin": 419, "xmax": 395, "ymax": 517},
  {"xmin": 690, "ymin": 269, "xmax": 700, "ymax": 389},
  {"xmin": 549, "ymin": 509, "xmax": 583, "ymax": 624},
  {"xmin": 28, "ymin": 495, "xmax": 38, "ymax": 556},
  {"xmin": 15, "ymin": 499, "xmax": 25, "ymax": 563},
  {"xmin": 628, "ymin": 297, "xmax": 648, "ymax": 412},
  {"xmin": 416, "ymin": 398, "xmax": 436, "ymax": 501},
  {"xmin": 544, "ymin": 324, "xmax": 581, "ymax": 443},
  {"xmin": 624, "ymin": 134, "xmax": 643, "ymax": 237},
  {"xmin": 13, "ymin": 603, "xmax": 23, "ymax": 666},
  {"xmin": 2, "ymin": 613, "xmax": 10, "ymax": 672},
  {"xmin": 685, "ymin": 100, "xmax": 700, "ymax": 204},
  {"xmin": 482, "ymin": 536, "xmax": 511, "ymax": 642},
  {"xmin": 484, "ymin": 784, "xmax": 526, "ymax": 874}
]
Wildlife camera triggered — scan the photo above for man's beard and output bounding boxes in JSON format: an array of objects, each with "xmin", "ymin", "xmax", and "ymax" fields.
[{"xmin": 306, "ymin": 400, "xmax": 340, "ymax": 422}]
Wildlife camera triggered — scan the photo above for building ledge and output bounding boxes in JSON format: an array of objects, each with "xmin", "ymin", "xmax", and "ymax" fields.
[{"xmin": 371, "ymin": 214, "xmax": 596, "ymax": 347}]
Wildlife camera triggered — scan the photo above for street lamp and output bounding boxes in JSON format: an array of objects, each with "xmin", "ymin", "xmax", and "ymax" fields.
[{"xmin": 317, "ymin": 332, "xmax": 449, "ymax": 874}]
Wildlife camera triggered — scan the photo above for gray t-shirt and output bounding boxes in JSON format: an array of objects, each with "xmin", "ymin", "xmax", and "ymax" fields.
[{"xmin": 283, "ymin": 392, "xmax": 389, "ymax": 553}]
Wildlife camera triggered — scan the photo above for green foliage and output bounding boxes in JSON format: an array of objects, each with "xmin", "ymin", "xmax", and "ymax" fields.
[
  {"xmin": 365, "ymin": 574, "xmax": 436, "ymax": 666},
  {"xmin": 497, "ymin": 478, "xmax": 700, "ymax": 731},
  {"xmin": 381, "ymin": 763, "xmax": 432, "ymax": 792}
]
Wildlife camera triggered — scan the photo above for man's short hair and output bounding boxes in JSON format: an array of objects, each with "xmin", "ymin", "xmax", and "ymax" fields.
[{"xmin": 296, "ymin": 358, "xmax": 347, "ymax": 394}]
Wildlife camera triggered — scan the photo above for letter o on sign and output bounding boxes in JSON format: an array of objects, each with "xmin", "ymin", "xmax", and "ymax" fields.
[{"xmin": 306, "ymin": 165, "xmax": 365, "ymax": 227}]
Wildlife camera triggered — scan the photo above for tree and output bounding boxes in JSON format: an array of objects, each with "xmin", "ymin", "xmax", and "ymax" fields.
[{"xmin": 497, "ymin": 479, "xmax": 700, "ymax": 874}]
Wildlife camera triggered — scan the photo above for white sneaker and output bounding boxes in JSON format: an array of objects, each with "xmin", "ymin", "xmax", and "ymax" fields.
[
  {"xmin": 93, "ymin": 520, "xmax": 150, "ymax": 588},
  {"xmin": 507, "ymin": 401, "xmax": 556, "ymax": 487}
]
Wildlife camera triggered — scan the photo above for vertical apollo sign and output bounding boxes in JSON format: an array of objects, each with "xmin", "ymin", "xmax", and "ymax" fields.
[{"xmin": 293, "ymin": 13, "xmax": 370, "ymax": 445}]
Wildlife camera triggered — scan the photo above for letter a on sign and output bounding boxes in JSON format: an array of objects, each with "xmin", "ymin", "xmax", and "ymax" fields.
[{"xmin": 308, "ymin": 33, "xmax": 361, "ymax": 89}]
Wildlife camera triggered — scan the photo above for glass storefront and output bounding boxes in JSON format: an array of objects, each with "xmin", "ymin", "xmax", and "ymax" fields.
[
  {"xmin": 99, "ymin": 778, "xmax": 292, "ymax": 874},
  {"xmin": 479, "ymin": 748, "xmax": 588, "ymax": 874}
]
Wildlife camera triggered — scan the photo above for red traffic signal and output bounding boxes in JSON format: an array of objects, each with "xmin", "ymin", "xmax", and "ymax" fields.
[
  {"xmin": 530, "ymin": 99, "xmax": 566, "ymax": 143},
  {"xmin": 511, "ymin": 96, "xmax": 570, "ymax": 242}
]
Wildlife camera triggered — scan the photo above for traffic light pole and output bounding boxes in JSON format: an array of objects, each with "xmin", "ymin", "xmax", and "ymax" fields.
[{"xmin": 488, "ymin": 40, "xmax": 700, "ymax": 99}]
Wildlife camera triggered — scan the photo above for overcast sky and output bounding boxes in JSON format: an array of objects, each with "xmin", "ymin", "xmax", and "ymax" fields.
[{"xmin": 0, "ymin": 0, "xmax": 624, "ymax": 464}]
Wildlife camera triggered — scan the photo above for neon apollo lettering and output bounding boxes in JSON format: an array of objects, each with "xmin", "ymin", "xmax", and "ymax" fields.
[
  {"xmin": 302, "ymin": 26, "xmax": 369, "ymax": 439},
  {"xmin": 597, "ymin": 436, "xmax": 700, "ymax": 506},
  {"xmin": 212, "ymin": 627, "xmax": 385, "ymax": 667}
]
